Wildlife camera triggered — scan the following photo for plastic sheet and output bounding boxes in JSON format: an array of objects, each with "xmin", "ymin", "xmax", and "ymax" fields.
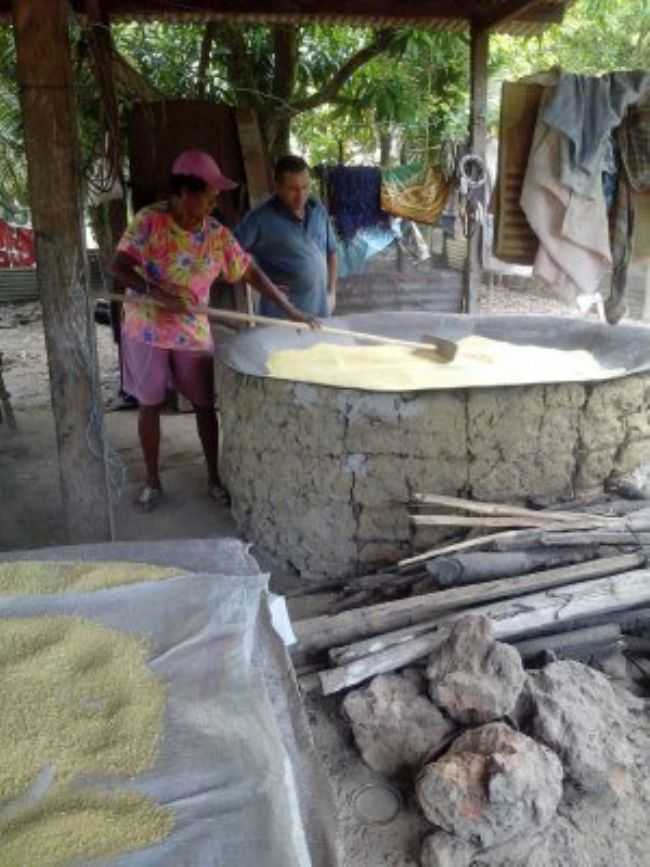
[{"xmin": 0, "ymin": 540, "xmax": 339, "ymax": 867}]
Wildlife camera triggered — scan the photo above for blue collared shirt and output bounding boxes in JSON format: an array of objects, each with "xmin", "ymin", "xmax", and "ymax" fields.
[{"xmin": 234, "ymin": 195, "xmax": 337, "ymax": 318}]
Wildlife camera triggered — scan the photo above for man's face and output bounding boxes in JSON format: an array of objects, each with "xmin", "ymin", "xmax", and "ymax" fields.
[{"xmin": 276, "ymin": 170, "xmax": 310, "ymax": 216}]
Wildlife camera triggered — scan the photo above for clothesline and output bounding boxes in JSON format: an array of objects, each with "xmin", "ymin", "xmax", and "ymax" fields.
[{"xmin": 318, "ymin": 161, "xmax": 453, "ymax": 242}]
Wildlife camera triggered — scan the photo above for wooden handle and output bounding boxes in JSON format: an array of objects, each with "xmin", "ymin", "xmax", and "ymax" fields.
[{"xmin": 106, "ymin": 292, "xmax": 451, "ymax": 356}]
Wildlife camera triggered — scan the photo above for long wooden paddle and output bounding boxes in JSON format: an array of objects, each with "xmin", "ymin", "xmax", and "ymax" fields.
[{"xmin": 105, "ymin": 293, "xmax": 458, "ymax": 362}]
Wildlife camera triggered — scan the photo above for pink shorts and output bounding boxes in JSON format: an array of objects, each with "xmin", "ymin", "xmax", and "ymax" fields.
[{"xmin": 122, "ymin": 336, "xmax": 214, "ymax": 408}]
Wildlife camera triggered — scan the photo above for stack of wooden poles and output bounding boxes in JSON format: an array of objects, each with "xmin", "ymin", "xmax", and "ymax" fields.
[{"xmin": 293, "ymin": 494, "xmax": 650, "ymax": 696}]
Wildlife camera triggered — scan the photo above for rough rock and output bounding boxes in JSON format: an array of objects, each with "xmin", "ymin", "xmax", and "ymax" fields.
[
  {"xmin": 426, "ymin": 616, "xmax": 526, "ymax": 725},
  {"xmin": 606, "ymin": 461, "xmax": 650, "ymax": 500},
  {"xmin": 420, "ymin": 831, "xmax": 478, "ymax": 867},
  {"xmin": 528, "ymin": 660, "xmax": 633, "ymax": 793},
  {"xmin": 471, "ymin": 817, "xmax": 591, "ymax": 867},
  {"xmin": 416, "ymin": 722, "xmax": 563, "ymax": 848},
  {"xmin": 342, "ymin": 671, "xmax": 455, "ymax": 776}
]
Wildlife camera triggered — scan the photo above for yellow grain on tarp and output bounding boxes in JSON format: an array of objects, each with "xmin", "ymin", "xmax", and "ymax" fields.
[
  {"xmin": 266, "ymin": 335, "xmax": 624, "ymax": 392},
  {"xmin": 0, "ymin": 615, "xmax": 172, "ymax": 864},
  {"xmin": 0, "ymin": 617, "xmax": 166, "ymax": 800},
  {"xmin": 0, "ymin": 789, "xmax": 173, "ymax": 867},
  {"xmin": 0, "ymin": 560, "xmax": 182, "ymax": 596}
]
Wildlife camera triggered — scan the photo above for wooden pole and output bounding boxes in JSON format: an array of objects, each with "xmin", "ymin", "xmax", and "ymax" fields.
[
  {"xmin": 12, "ymin": 0, "xmax": 113, "ymax": 542},
  {"xmin": 462, "ymin": 21, "xmax": 488, "ymax": 314}
]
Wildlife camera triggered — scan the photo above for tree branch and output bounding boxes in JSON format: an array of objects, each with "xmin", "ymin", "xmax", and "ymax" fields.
[{"xmin": 283, "ymin": 29, "xmax": 401, "ymax": 118}]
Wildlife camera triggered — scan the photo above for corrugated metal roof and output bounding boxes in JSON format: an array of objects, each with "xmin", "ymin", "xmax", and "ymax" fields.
[{"xmin": 0, "ymin": 1, "xmax": 572, "ymax": 35}]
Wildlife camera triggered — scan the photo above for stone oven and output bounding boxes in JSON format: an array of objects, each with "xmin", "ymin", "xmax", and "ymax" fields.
[{"xmin": 216, "ymin": 313, "xmax": 650, "ymax": 579}]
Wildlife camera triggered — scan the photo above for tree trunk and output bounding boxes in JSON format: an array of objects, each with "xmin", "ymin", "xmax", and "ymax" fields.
[
  {"xmin": 197, "ymin": 22, "xmax": 218, "ymax": 98},
  {"xmin": 379, "ymin": 129, "xmax": 393, "ymax": 167},
  {"xmin": 267, "ymin": 24, "xmax": 298, "ymax": 160},
  {"xmin": 269, "ymin": 118, "xmax": 292, "ymax": 160}
]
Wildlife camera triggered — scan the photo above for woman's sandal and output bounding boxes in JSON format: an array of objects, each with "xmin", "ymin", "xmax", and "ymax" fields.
[
  {"xmin": 136, "ymin": 484, "xmax": 164, "ymax": 512},
  {"xmin": 208, "ymin": 483, "xmax": 231, "ymax": 507}
]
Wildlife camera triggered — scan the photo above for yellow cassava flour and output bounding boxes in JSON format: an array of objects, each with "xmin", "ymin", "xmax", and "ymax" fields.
[
  {"xmin": 265, "ymin": 335, "xmax": 624, "ymax": 391},
  {"xmin": 0, "ymin": 560, "xmax": 182, "ymax": 596},
  {"xmin": 0, "ymin": 789, "xmax": 173, "ymax": 867},
  {"xmin": 0, "ymin": 615, "xmax": 172, "ymax": 866}
]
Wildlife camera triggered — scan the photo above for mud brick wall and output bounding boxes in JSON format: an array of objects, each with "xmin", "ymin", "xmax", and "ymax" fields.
[{"xmin": 217, "ymin": 365, "xmax": 650, "ymax": 580}]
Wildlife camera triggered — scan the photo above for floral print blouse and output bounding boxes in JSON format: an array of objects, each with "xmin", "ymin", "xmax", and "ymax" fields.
[{"xmin": 118, "ymin": 202, "xmax": 251, "ymax": 351}]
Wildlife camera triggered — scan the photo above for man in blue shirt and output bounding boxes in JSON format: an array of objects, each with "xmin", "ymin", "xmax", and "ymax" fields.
[{"xmin": 235, "ymin": 155, "xmax": 338, "ymax": 318}]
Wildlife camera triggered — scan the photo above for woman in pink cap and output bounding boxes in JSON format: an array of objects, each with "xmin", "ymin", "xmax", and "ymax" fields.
[{"xmin": 112, "ymin": 149, "xmax": 314, "ymax": 510}]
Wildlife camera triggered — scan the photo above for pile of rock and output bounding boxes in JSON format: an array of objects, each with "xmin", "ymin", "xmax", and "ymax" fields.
[{"xmin": 342, "ymin": 615, "xmax": 637, "ymax": 867}]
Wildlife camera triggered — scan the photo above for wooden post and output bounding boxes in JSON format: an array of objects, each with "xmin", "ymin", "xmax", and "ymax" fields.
[
  {"xmin": 462, "ymin": 21, "xmax": 489, "ymax": 314},
  {"xmin": 13, "ymin": 0, "xmax": 113, "ymax": 542}
]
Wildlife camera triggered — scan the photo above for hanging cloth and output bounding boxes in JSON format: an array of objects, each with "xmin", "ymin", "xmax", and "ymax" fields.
[
  {"xmin": 542, "ymin": 71, "xmax": 650, "ymax": 197},
  {"xmin": 520, "ymin": 88, "xmax": 612, "ymax": 305},
  {"xmin": 380, "ymin": 163, "xmax": 450, "ymax": 225},
  {"xmin": 619, "ymin": 102, "xmax": 650, "ymax": 193},
  {"xmin": 325, "ymin": 166, "xmax": 388, "ymax": 241}
]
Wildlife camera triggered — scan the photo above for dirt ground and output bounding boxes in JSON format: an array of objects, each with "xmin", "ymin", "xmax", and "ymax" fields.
[
  {"xmin": 0, "ymin": 303, "xmax": 239, "ymax": 554},
  {"xmin": 5, "ymin": 288, "xmax": 646, "ymax": 867}
]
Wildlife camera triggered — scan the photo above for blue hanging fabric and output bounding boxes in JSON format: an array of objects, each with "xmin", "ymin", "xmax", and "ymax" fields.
[{"xmin": 326, "ymin": 165, "xmax": 390, "ymax": 240}]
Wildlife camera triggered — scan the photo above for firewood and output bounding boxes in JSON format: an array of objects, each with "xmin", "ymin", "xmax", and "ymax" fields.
[
  {"xmin": 294, "ymin": 552, "xmax": 645, "ymax": 657},
  {"xmin": 317, "ymin": 568, "xmax": 650, "ymax": 694},
  {"xmin": 512, "ymin": 623, "xmax": 622, "ymax": 662},
  {"xmin": 428, "ymin": 548, "xmax": 597, "ymax": 587}
]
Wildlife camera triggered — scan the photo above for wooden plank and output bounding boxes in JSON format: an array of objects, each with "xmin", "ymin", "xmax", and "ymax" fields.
[
  {"xmin": 412, "ymin": 514, "xmax": 608, "ymax": 530},
  {"xmin": 411, "ymin": 493, "xmax": 617, "ymax": 525},
  {"xmin": 295, "ymin": 552, "xmax": 645, "ymax": 656},
  {"xmin": 235, "ymin": 107, "xmax": 273, "ymax": 208},
  {"xmin": 480, "ymin": 0, "xmax": 544, "ymax": 30},
  {"xmin": 40, "ymin": 0, "xmax": 568, "ymax": 34},
  {"xmin": 318, "ymin": 568, "xmax": 650, "ymax": 694},
  {"xmin": 397, "ymin": 525, "xmax": 572, "ymax": 570},
  {"xmin": 329, "ymin": 618, "xmax": 448, "ymax": 665},
  {"xmin": 12, "ymin": 0, "xmax": 113, "ymax": 542}
]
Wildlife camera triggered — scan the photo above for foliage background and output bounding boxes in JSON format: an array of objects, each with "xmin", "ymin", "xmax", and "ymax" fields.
[{"xmin": 0, "ymin": 0, "xmax": 649, "ymax": 215}]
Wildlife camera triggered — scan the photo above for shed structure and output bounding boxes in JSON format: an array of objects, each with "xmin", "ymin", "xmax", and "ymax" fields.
[{"xmin": 4, "ymin": 0, "xmax": 572, "ymax": 543}]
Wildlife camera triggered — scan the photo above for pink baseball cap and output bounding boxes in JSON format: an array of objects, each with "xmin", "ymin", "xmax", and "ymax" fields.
[{"xmin": 171, "ymin": 149, "xmax": 238, "ymax": 191}]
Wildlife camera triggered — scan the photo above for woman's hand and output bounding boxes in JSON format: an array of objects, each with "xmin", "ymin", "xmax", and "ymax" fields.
[
  {"xmin": 147, "ymin": 285, "xmax": 189, "ymax": 314},
  {"xmin": 285, "ymin": 304, "xmax": 320, "ymax": 330},
  {"xmin": 148, "ymin": 281, "xmax": 198, "ymax": 314}
]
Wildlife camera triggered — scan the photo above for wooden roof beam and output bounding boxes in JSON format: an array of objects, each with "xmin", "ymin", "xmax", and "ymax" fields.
[{"xmin": 479, "ymin": 0, "xmax": 547, "ymax": 31}]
